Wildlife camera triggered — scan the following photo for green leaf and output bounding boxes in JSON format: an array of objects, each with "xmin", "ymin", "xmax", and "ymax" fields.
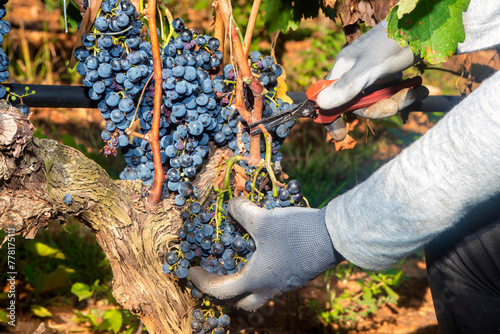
[
  {"xmin": 397, "ymin": 0, "xmax": 420, "ymax": 19},
  {"xmin": 320, "ymin": 4, "xmax": 337, "ymax": 21},
  {"xmin": 31, "ymin": 305, "xmax": 53, "ymax": 318},
  {"xmin": 263, "ymin": 0, "xmax": 300, "ymax": 32},
  {"xmin": 382, "ymin": 284, "xmax": 399, "ymax": 301},
  {"xmin": 293, "ymin": 0, "xmax": 320, "ymax": 21},
  {"xmin": 38, "ymin": 265, "xmax": 76, "ymax": 293},
  {"xmin": 61, "ymin": 134, "xmax": 78, "ymax": 149},
  {"xmin": 71, "ymin": 282, "xmax": 94, "ymax": 301},
  {"xmin": 387, "ymin": 0, "xmax": 471, "ymax": 64},
  {"xmin": 26, "ymin": 240, "xmax": 66, "ymax": 259},
  {"xmin": 0, "ymin": 310, "xmax": 8, "ymax": 323},
  {"xmin": 96, "ymin": 309, "xmax": 123, "ymax": 334}
]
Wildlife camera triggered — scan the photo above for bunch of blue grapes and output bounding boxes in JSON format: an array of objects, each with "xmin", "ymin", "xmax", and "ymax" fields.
[
  {"xmin": 244, "ymin": 164, "xmax": 305, "ymax": 208},
  {"xmin": 0, "ymin": 1, "xmax": 10, "ymax": 101},
  {"xmin": 162, "ymin": 201, "xmax": 250, "ymax": 333},
  {"xmin": 213, "ymin": 51, "xmax": 294, "ymax": 167},
  {"xmin": 75, "ymin": 1, "xmax": 228, "ymax": 204},
  {"xmin": 189, "ymin": 308, "xmax": 229, "ymax": 334},
  {"xmin": 162, "ymin": 176, "xmax": 303, "ymax": 333},
  {"xmin": 163, "ymin": 201, "xmax": 254, "ymax": 279}
]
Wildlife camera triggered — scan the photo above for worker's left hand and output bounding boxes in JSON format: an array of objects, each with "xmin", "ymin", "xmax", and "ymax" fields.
[{"xmin": 188, "ymin": 197, "xmax": 343, "ymax": 311}]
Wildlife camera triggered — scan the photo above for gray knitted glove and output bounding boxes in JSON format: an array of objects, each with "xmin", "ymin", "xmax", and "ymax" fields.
[
  {"xmin": 316, "ymin": 21, "xmax": 421, "ymax": 112},
  {"xmin": 188, "ymin": 197, "xmax": 343, "ymax": 311}
]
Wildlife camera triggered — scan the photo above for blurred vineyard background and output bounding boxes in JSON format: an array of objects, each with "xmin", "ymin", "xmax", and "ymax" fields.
[{"xmin": 0, "ymin": 0, "xmax": 499, "ymax": 333}]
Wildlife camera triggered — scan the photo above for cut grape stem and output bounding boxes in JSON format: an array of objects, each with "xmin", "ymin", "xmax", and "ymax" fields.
[
  {"xmin": 249, "ymin": 91, "xmax": 264, "ymax": 165},
  {"xmin": 124, "ymin": 129, "xmax": 148, "ymax": 141},
  {"xmin": 145, "ymin": 0, "xmax": 165, "ymax": 204}
]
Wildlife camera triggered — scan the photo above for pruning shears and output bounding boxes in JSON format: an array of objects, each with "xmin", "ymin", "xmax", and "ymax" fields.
[{"xmin": 250, "ymin": 76, "xmax": 423, "ymax": 136}]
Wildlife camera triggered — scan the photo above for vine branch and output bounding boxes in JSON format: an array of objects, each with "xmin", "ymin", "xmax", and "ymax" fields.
[
  {"xmin": 242, "ymin": 0, "xmax": 261, "ymax": 56},
  {"xmin": 216, "ymin": 0, "xmax": 265, "ymax": 166},
  {"xmin": 145, "ymin": 0, "xmax": 165, "ymax": 204}
]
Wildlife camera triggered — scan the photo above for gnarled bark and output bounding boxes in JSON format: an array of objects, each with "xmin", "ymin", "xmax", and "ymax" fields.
[{"xmin": 0, "ymin": 100, "xmax": 207, "ymax": 333}]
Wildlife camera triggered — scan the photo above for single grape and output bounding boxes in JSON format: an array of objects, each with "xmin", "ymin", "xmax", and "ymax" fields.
[
  {"xmin": 218, "ymin": 314, "xmax": 230, "ymax": 327},
  {"xmin": 172, "ymin": 18, "xmax": 185, "ymax": 31},
  {"xmin": 63, "ymin": 194, "xmax": 73, "ymax": 205},
  {"xmin": 165, "ymin": 251, "xmax": 178, "ymax": 265}
]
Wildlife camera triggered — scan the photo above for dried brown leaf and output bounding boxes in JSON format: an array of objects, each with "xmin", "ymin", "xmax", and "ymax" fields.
[
  {"xmin": 334, "ymin": 134, "xmax": 357, "ymax": 151},
  {"xmin": 213, "ymin": 165, "xmax": 227, "ymax": 191},
  {"xmin": 346, "ymin": 118, "xmax": 359, "ymax": 132},
  {"xmin": 371, "ymin": 0, "xmax": 399, "ymax": 23},
  {"xmin": 234, "ymin": 171, "xmax": 248, "ymax": 197}
]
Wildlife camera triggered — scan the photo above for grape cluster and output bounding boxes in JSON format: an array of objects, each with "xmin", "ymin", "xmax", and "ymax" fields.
[
  {"xmin": 75, "ymin": 1, "xmax": 227, "ymax": 203},
  {"xmin": 0, "ymin": 0, "xmax": 10, "ymax": 101},
  {"xmin": 213, "ymin": 50, "xmax": 294, "ymax": 166},
  {"xmin": 189, "ymin": 308, "xmax": 229, "ymax": 334},
  {"xmin": 163, "ymin": 201, "xmax": 250, "ymax": 333},
  {"xmin": 163, "ymin": 201, "xmax": 254, "ymax": 279},
  {"xmin": 245, "ymin": 165, "xmax": 305, "ymax": 208},
  {"xmin": 163, "ymin": 175, "xmax": 304, "ymax": 332}
]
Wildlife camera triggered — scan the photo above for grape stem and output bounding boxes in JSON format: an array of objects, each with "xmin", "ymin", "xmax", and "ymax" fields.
[
  {"xmin": 222, "ymin": 155, "xmax": 244, "ymax": 199},
  {"xmin": 232, "ymin": 76, "xmax": 251, "ymax": 123},
  {"xmin": 88, "ymin": 25, "xmax": 133, "ymax": 35},
  {"xmin": 250, "ymin": 162, "xmax": 265, "ymax": 201},
  {"xmin": 125, "ymin": 129, "xmax": 147, "ymax": 140},
  {"xmin": 144, "ymin": 0, "xmax": 165, "ymax": 204},
  {"xmin": 213, "ymin": 2, "xmax": 224, "ymax": 77},
  {"xmin": 249, "ymin": 93, "xmax": 264, "ymax": 165},
  {"xmin": 242, "ymin": 0, "xmax": 261, "ymax": 56},
  {"xmin": 217, "ymin": 0, "xmax": 265, "ymax": 166},
  {"xmin": 127, "ymin": 72, "xmax": 154, "ymax": 132},
  {"xmin": 262, "ymin": 128, "xmax": 285, "ymax": 197}
]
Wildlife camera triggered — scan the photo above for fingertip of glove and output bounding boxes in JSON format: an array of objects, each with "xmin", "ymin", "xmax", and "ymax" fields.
[
  {"xmin": 188, "ymin": 266, "xmax": 247, "ymax": 300},
  {"xmin": 235, "ymin": 293, "xmax": 270, "ymax": 312},
  {"xmin": 228, "ymin": 197, "xmax": 264, "ymax": 221}
]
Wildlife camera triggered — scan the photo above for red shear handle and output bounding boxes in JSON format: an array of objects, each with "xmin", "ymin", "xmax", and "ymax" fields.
[
  {"xmin": 306, "ymin": 79, "xmax": 337, "ymax": 101},
  {"xmin": 307, "ymin": 77, "xmax": 423, "ymax": 124}
]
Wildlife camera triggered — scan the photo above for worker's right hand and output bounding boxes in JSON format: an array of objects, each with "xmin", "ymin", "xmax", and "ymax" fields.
[{"xmin": 316, "ymin": 21, "xmax": 422, "ymax": 115}]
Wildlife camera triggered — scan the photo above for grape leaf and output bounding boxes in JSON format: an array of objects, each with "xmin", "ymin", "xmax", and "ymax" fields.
[
  {"xmin": 396, "ymin": 0, "xmax": 419, "ymax": 19},
  {"xmin": 71, "ymin": 282, "xmax": 94, "ymax": 301},
  {"xmin": 320, "ymin": 4, "xmax": 338, "ymax": 21},
  {"xmin": 26, "ymin": 240, "xmax": 66, "ymax": 259},
  {"xmin": 387, "ymin": 0, "xmax": 471, "ymax": 64},
  {"xmin": 31, "ymin": 305, "xmax": 53, "ymax": 318},
  {"xmin": 293, "ymin": 0, "xmax": 321, "ymax": 21},
  {"xmin": 263, "ymin": 0, "xmax": 300, "ymax": 32}
]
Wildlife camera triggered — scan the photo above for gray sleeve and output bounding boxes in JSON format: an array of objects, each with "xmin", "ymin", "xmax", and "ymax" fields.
[
  {"xmin": 325, "ymin": 70, "xmax": 500, "ymax": 270},
  {"xmin": 456, "ymin": 0, "xmax": 500, "ymax": 53}
]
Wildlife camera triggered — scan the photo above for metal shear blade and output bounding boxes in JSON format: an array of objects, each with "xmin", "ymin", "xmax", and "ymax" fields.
[{"xmin": 249, "ymin": 99, "xmax": 317, "ymax": 135}]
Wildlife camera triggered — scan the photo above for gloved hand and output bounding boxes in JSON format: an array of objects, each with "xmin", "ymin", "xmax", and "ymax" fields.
[
  {"xmin": 316, "ymin": 21, "xmax": 424, "ymax": 117},
  {"xmin": 188, "ymin": 197, "xmax": 343, "ymax": 311}
]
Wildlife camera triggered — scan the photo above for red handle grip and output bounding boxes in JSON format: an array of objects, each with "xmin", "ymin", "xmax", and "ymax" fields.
[
  {"xmin": 306, "ymin": 79, "xmax": 337, "ymax": 101},
  {"xmin": 309, "ymin": 77, "xmax": 423, "ymax": 124}
]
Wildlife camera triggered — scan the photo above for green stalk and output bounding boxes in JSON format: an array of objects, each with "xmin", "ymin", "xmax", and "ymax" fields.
[
  {"xmin": 264, "ymin": 132, "xmax": 278, "ymax": 197},
  {"xmin": 223, "ymin": 155, "xmax": 244, "ymax": 199},
  {"xmin": 161, "ymin": 7, "xmax": 175, "ymax": 48},
  {"xmin": 250, "ymin": 162, "xmax": 264, "ymax": 201}
]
